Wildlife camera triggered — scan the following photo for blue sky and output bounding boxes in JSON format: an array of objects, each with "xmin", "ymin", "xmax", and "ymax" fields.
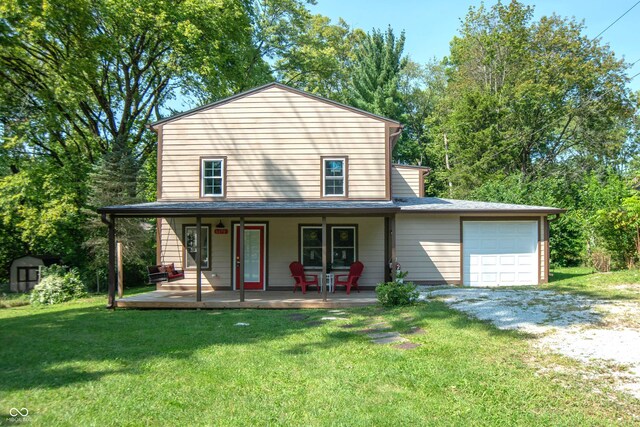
[{"xmin": 310, "ymin": 0, "xmax": 640, "ymax": 91}]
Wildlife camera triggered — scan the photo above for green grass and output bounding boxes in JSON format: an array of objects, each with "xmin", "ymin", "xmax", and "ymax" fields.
[
  {"xmin": 545, "ymin": 266, "xmax": 640, "ymax": 301},
  {"xmin": 1, "ymin": 292, "xmax": 638, "ymax": 426}
]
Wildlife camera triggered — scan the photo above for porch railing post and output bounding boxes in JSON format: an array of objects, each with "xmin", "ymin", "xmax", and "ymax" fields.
[
  {"xmin": 322, "ymin": 216, "xmax": 327, "ymax": 301},
  {"xmin": 107, "ymin": 215, "xmax": 116, "ymax": 309},
  {"xmin": 117, "ymin": 241, "xmax": 124, "ymax": 299},
  {"xmin": 196, "ymin": 216, "xmax": 202, "ymax": 302},
  {"xmin": 239, "ymin": 217, "xmax": 245, "ymax": 302}
]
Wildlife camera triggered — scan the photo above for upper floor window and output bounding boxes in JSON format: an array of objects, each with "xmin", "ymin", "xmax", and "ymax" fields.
[
  {"xmin": 322, "ymin": 157, "xmax": 347, "ymax": 197},
  {"xmin": 201, "ymin": 158, "xmax": 225, "ymax": 197}
]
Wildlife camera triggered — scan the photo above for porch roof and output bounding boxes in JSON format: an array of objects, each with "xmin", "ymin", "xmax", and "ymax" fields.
[
  {"xmin": 98, "ymin": 197, "xmax": 565, "ymax": 217},
  {"xmin": 97, "ymin": 200, "xmax": 399, "ymax": 217},
  {"xmin": 395, "ymin": 197, "xmax": 566, "ymax": 214}
]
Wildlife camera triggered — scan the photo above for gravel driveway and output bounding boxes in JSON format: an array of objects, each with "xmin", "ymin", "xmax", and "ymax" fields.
[{"xmin": 419, "ymin": 287, "xmax": 640, "ymax": 399}]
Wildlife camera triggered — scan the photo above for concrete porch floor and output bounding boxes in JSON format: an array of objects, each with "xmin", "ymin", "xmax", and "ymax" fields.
[{"xmin": 115, "ymin": 290, "xmax": 378, "ymax": 309}]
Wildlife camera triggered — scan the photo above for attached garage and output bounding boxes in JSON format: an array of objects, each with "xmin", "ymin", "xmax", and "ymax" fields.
[{"xmin": 462, "ymin": 220, "xmax": 539, "ymax": 286}]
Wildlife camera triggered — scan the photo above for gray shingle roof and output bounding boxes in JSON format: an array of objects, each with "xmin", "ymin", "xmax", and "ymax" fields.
[
  {"xmin": 98, "ymin": 200, "xmax": 398, "ymax": 216},
  {"xmin": 98, "ymin": 198, "xmax": 564, "ymax": 216},
  {"xmin": 394, "ymin": 197, "xmax": 564, "ymax": 214}
]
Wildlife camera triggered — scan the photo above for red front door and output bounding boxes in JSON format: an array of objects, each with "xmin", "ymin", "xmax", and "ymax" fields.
[{"xmin": 234, "ymin": 224, "xmax": 266, "ymax": 290}]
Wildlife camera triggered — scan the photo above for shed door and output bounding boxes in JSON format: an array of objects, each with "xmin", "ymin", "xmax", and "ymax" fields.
[{"xmin": 463, "ymin": 221, "xmax": 538, "ymax": 286}]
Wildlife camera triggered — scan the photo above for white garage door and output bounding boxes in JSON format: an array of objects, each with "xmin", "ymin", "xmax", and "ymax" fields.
[{"xmin": 463, "ymin": 221, "xmax": 539, "ymax": 287}]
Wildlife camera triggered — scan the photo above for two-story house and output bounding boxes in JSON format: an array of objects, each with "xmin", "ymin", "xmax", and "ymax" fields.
[{"xmin": 99, "ymin": 83, "xmax": 564, "ymax": 307}]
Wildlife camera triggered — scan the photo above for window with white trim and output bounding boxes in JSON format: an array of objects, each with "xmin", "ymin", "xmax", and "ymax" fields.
[
  {"xmin": 323, "ymin": 158, "xmax": 346, "ymax": 196},
  {"xmin": 185, "ymin": 225, "xmax": 210, "ymax": 269},
  {"xmin": 202, "ymin": 158, "xmax": 224, "ymax": 197}
]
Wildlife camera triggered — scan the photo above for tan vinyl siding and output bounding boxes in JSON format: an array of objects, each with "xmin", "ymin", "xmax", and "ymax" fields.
[
  {"xmin": 158, "ymin": 217, "xmax": 385, "ymax": 290},
  {"xmin": 396, "ymin": 214, "xmax": 461, "ymax": 284},
  {"xmin": 392, "ymin": 166, "xmax": 421, "ymax": 197},
  {"xmin": 160, "ymin": 87, "xmax": 387, "ymax": 201}
]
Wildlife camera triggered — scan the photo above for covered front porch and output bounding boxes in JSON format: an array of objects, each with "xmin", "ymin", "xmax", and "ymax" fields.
[
  {"xmin": 115, "ymin": 289, "xmax": 378, "ymax": 309},
  {"xmin": 98, "ymin": 200, "xmax": 401, "ymax": 309}
]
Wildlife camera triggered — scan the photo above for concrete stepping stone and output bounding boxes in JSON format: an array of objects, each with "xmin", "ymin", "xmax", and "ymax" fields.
[
  {"xmin": 369, "ymin": 321, "xmax": 391, "ymax": 328},
  {"xmin": 339, "ymin": 324, "xmax": 358, "ymax": 329},
  {"xmin": 405, "ymin": 327, "xmax": 426, "ymax": 335},
  {"xmin": 368, "ymin": 331, "xmax": 400, "ymax": 339},
  {"xmin": 321, "ymin": 316, "xmax": 342, "ymax": 320},
  {"xmin": 395, "ymin": 342, "xmax": 421, "ymax": 350},
  {"xmin": 289, "ymin": 314, "xmax": 308, "ymax": 321},
  {"xmin": 356, "ymin": 327, "xmax": 390, "ymax": 334},
  {"xmin": 372, "ymin": 336, "xmax": 409, "ymax": 345}
]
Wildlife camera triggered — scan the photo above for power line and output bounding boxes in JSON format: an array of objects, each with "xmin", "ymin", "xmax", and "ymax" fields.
[
  {"xmin": 594, "ymin": 0, "xmax": 640, "ymax": 39},
  {"xmin": 470, "ymin": 63, "xmax": 640, "ymax": 170}
]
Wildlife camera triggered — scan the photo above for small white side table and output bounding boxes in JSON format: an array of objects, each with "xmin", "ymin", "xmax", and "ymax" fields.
[{"xmin": 325, "ymin": 273, "xmax": 334, "ymax": 293}]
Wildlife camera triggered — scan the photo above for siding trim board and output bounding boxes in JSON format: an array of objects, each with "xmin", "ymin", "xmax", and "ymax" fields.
[{"xmin": 156, "ymin": 125, "xmax": 163, "ymax": 201}]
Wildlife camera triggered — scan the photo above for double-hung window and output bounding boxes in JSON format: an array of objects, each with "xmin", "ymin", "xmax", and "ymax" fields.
[
  {"xmin": 322, "ymin": 157, "xmax": 346, "ymax": 197},
  {"xmin": 202, "ymin": 158, "xmax": 225, "ymax": 197}
]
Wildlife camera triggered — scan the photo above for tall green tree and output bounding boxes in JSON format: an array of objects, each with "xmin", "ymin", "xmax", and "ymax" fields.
[
  {"xmin": 275, "ymin": 15, "xmax": 365, "ymax": 100},
  {"xmin": 0, "ymin": 0, "xmax": 257, "ymax": 165},
  {"xmin": 347, "ymin": 27, "xmax": 408, "ymax": 119},
  {"xmin": 439, "ymin": 0, "xmax": 635, "ymax": 195}
]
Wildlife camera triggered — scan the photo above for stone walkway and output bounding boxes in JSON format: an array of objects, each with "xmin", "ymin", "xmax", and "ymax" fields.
[{"xmin": 288, "ymin": 309, "xmax": 426, "ymax": 350}]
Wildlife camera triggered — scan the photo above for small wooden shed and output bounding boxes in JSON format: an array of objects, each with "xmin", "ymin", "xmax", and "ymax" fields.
[{"xmin": 9, "ymin": 255, "xmax": 60, "ymax": 292}]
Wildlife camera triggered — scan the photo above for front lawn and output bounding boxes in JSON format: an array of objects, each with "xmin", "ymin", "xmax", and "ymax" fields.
[
  {"xmin": 1, "ymin": 293, "xmax": 638, "ymax": 426},
  {"xmin": 546, "ymin": 266, "xmax": 640, "ymax": 301}
]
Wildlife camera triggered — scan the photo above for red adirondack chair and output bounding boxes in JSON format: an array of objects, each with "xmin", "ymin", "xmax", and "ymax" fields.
[
  {"xmin": 289, "ymin": 262, "xmax": 319, "ymax": 294},
  {"xmin": 334, "ymin": 261, "xmax": 364, "ymax": 294}
]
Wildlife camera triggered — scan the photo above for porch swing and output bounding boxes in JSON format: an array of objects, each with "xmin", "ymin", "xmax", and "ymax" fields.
[{"xmin": 147, "ymin": 218, "xmax": 185, "ymax": 284}]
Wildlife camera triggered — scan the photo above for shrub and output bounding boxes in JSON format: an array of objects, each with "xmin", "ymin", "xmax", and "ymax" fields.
[
  {"xmin": 376, "ymin": 275, "xmax": 419, "ymax": 307},
  {"xmin": 30, "ymin": 266, "xmax": 87, "ymax": 306}
]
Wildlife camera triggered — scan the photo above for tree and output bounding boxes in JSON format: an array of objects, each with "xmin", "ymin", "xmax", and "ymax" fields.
[
  {"xmin": 275, "ymin": 15, "xmax": 365, "ymax": 100},
  {"xmin": 439, "ymin": 0, "xmax": 635, "ymax": 195},
  {"xmin": 0, "ymin": 0, "xmax": 257, "ymax": 167},
  {"xmin": 347, "ymin": 27, "xmax": 408, "ymax": 119}
]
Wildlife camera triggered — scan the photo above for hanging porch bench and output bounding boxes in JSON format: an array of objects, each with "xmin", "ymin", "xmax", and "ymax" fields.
[{"xmin": 147, "ymin": 263, "xmax": 185, "ymax": 284}]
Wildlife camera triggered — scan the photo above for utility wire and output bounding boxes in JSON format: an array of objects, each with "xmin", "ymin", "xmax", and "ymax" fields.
[
  {"xmin": 470, "ymin": 61, "xmax": 640, "ymax": 170},
  {"xmin": 449, "ymin": 2, "xmax": 640, "ymax": 174},
  {"xmin": 594, "ymin": 0, "xmax": 640, "ymax": 39}
]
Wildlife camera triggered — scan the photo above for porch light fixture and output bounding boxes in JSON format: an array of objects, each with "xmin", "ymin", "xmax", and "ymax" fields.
[{"xmin": 216, "ymin": 220, "xmax": 225, "ymax": 229}]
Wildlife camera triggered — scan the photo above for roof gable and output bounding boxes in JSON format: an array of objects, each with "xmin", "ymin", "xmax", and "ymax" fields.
[{"xmin": 150, "ymin": 82, "xmax": 401, "ymax": 129}]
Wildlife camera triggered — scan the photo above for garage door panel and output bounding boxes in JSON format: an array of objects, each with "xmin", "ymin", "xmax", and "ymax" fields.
[
  {"xmin": 500, "ymin": 272, "xmax": 516, "ymax": 283},
  {"xmin": 463, "ymin": 221, "xmax": 538, "ymax": 287},
  {"xmin": 500, "ymin": 256, "xmax": 515, "ymax": 265}
]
